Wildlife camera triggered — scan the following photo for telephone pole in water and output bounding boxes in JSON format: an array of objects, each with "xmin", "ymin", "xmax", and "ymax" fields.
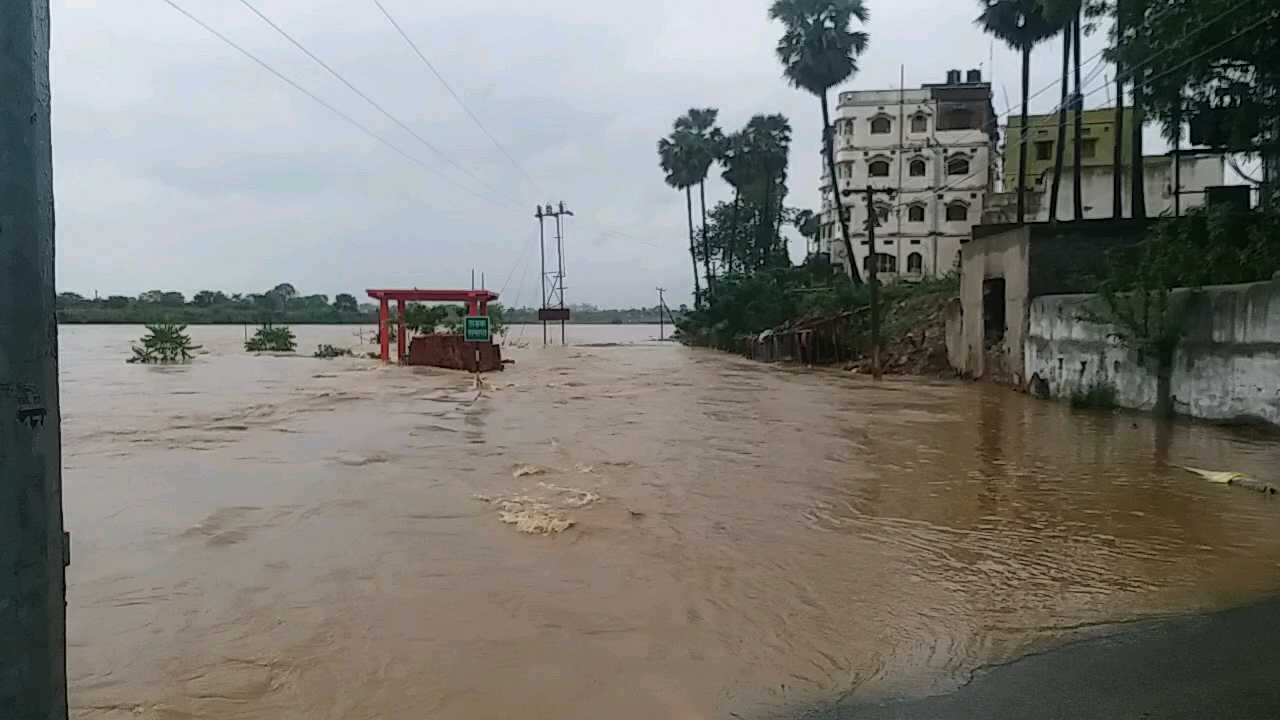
[
  {"xmin": 1, "ymin": 2, "xmax": 70, "ymax": 718},
  {"xmin": 863, "ymin": 185, "xmax": 896, "ymax": 380}
]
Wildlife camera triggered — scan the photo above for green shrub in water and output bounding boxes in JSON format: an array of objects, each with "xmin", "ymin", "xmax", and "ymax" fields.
[
  {"xmin": 128, "ymin": 323, "xmax": 200, "ymax": 364},
  {"xmin": 245, "ymin": 323, "xmax": 297, "ymax": 352}
]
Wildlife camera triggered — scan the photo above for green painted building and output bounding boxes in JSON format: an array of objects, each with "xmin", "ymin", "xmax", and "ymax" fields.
[{"xmin": 1003, "ymin": 107, "xmax": 1135, "ymax": 191}]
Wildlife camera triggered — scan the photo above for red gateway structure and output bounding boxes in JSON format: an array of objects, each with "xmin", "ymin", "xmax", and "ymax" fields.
[{"xmin": 366, "ymin": 288, "xmax": 498, "ymax": 364}]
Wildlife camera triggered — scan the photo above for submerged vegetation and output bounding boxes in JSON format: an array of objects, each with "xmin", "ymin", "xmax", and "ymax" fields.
[
  {"xmin": 313, "ymin": 344, "xmax": 353, "ymax": 359},
  {"xmin": 245, "ymin": 324, "xmax": 297, "ymax": 352},
  {"xmin": 127, "ymin": 323, "xmax": 200, "ymax": 364}
]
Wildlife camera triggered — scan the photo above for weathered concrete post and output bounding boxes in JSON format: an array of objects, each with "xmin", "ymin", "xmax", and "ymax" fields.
[{"xmin": 1, "ymin": 2, "xmax": 69, "ymax": 718}]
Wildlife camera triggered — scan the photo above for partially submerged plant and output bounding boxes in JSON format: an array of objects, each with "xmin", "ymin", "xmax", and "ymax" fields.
[
  {"xmin": 313, "ymin": 344, "xmax": 353, "ymax": 358},
  {"xmin": 128, "ymin": 323, "xmax": 200, "ymax": 364},
  {"xmin": 245, "ymin": 323, "xmax": 297, "ymax": 352}
]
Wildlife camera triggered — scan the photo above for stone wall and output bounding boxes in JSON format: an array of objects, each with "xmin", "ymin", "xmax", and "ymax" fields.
[{"xmin": 1025, "ymin": 279, "xmax": 1280, "ymax": 425}]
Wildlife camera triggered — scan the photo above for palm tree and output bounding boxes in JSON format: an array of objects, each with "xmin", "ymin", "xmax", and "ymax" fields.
[
  {"xmin": 976, "ymin": 0, "xmax": 1058, "ymax": 224},
  {"xmin": 743, "ymin": 114, "xmax": 793, "ymax": 269},
  {"xmin": 719, "ymin": 131, "xmax": 749, "ymax": 275},
  {"xmin": 675, "ymin": 108, "xmax": 726, "ymax": 294},
  {"xmin": 658, "ymin": 129, "xmax": 702, "ymax": 307},
  {"xmin": 1043, "ymin": 0, "xmax": 1081, "ymax": 222},
  {"xmin": 770, "ymin": 0, "xmax": 868, "ymax": 284}
]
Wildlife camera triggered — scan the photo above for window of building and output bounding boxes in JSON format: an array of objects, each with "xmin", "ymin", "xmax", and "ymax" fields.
[
  {"xmin": 909, "ymin": 158, "xmax": 926, "ymax": 177},
  {"xmin": 907, "ymin": 252, "xmax": 923, "ymax": 274},
  {"xmin": 838, "ymin": 162, "xmax": 853, "ymax": 178},
  {"xmin": 870, "ymin": 116, "xmax": 891, "ymax": 135},
  {"xmin": 1082, "ymin": 138, "xmax": 1098, "ymax": 158},
  {"xmin": 1082, "ymin": 127, "xmax": 1092, "ymax": 136},
  {"xmin": 863, "ymin": 253, "xmax": 897, "ymax": 274},
  {"xmin": 875, "ymin": 203, "xmax": 891, "ymax": 223},
  {"xmin": 947, "ymin": 156, "xmax": 970, "ymax": 175},
  {"xmin": 1035, "ymin": 141, "xmax": 1054, "ymax": 161},
  {"xmin": 907, "ymin": 204, "xmax": 926, "ymax": 222},
  {"xmin": 910, "ymin": 114, "xmax": 928, "ymax": 133},
  {"xmin": 945, "ymin": 201, "xmax": 968, "ymax": 221},
  {"xmin": 868, "ymin": 160, "xmax": 891, "ymax": 177}
]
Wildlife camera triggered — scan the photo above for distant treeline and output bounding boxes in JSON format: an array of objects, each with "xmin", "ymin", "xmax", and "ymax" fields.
[
  {"xmin": 57, "ymin": 286, "xmax": 681, "ymax": 326},
  {"xmin": 504, "ymin": 304, "xmax": 681, "ymax": 325},
  {"xmin": 56, "ymin": 284, "xmax": 375, "ymax": 324}
]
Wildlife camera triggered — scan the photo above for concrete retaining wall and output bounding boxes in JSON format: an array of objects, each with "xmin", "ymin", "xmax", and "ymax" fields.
[{"xmin": 1026, "ymin": 279, "xmax": 1280, "ymax": 425}]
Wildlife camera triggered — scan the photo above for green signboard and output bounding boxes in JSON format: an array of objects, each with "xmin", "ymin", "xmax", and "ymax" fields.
[{"xmin": 464, "ymin": 315, "xmax": 491, "ymax": 343}]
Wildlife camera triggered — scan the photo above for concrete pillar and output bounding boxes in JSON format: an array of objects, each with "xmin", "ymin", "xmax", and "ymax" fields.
[
  {"xmin": 1, "ymin": 2, "xmax": 69, "ymax": 718},
  {"xmin": 395, "ymin": 299, "xmax": 406, "ymax": 364},
  {"xmin": 378, "ymin": 299, "xmax": 390, "ymax": 362}
]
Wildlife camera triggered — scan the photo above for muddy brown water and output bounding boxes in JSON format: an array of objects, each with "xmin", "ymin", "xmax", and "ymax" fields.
[{"xmin": 62, "ymin": 324, "xmax": 1280, "ymax": 719}]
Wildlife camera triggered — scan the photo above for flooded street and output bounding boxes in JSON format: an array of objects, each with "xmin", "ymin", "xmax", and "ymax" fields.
[{"xmin": 62, "ymin": 324, "xmax": 1280, "ymax": 719}]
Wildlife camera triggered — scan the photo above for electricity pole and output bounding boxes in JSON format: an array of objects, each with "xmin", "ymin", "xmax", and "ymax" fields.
[
  {"xmin": 864, "ymin": 185, "xmax": 896, "ymax": 380},
  {"xmin": 1, "ymin": 2, "xmax": 70, "ymax": 718},
  {"xmin": 534, "ymin": 205, "xmax": 548, "ymax": 345},
  {"xmin": 537, "ymin": 202, "xmax": 572, "ymax": 345},
  {"xmin": 656, "ymin": 287, "xmax": 666, "ymax": 340}
]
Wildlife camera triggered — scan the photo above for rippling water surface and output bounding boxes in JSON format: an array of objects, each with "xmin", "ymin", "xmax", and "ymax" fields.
[{"xmin": 62, "ymin": 324, "xmax": 1280, "ymax": 719}]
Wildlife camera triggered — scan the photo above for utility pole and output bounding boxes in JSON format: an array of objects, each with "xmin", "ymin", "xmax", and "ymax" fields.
[
  {"xmin": 864, "ymin": 185, "xmax": 896, "ymax": 380},
  {"xmin": 536, "ymin": 202, "xmax": 573, "ymax": 345},
  {"xmin": 553, "ymin": 201, "xmax": 571, "ymax": 345},
  {"xmin": 2, "ymin": 2, "xmax": 70, "ymax": 718},
  {"xmin": 534, "ymin": 205, "xmax": 548, "ymax": 345},
  {"xmin": 656, "ymin": 287, "xmax": 666, "ymax": 340}
]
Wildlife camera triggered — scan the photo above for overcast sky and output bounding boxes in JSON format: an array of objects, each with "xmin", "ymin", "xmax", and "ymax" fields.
[{"xmin": 50, "ymin": 0, "xmax": 1119, "ymax": 308}]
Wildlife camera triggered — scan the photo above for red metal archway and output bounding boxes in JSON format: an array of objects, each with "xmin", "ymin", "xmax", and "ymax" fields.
[{"xmin": 366, "ymin": 288, "xmax": 498, "ymax": 363}]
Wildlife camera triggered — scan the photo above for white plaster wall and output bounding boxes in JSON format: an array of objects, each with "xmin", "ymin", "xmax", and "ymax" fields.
[{"xmin": 1025, "ymin": 280, "xmax": 1280, "ymax": 425}]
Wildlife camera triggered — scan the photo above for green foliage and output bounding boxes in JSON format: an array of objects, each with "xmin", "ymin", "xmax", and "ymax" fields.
[
  {"xmin": 399, "ymin": 303, "xmax": 506, "ymax": 337},
  {"xmin": 1084, "ymin": 204, "xmax": 1280, "ymax": 360},
  {"xmin": 313, "ymin": 344, "xmax": 353, "ymax": 359},
  {"xmin": 974, "ymin": 0, "xmax": 1059, "ymax": 52},
  {"xmin": 770, "ymin": 0, "xmax": 870, "ymax": 96},
  {"xmin": 128, "ymin": 323, "xmax": 200, "ymax": 364},
  {"xmin": 1110, "ymin": 0, "xmax": 1280, "ymax": 157},
  {"xmin": 245, "ymin": 323, "xmax": 297, "ymax": 352},
  {"xmin": 57, "ymin": 284, "xmax": 372, "ymax": 324}
]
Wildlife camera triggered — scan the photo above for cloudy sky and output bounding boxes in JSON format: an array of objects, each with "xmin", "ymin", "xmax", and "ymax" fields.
[{"xmin": 50, "ymin": 0, "xmax": 1117, "ymax": 308}]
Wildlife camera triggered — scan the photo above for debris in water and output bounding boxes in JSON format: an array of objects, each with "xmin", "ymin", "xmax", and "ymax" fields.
[
  {"xmin": 512, "ymin": 464, "xmax": 546, "ymax": 479},
  {"xmin": 1181, "ymin": 466, "xmax": 1278, "ymax": 495},
  {"xmin": 575, "ymin": 463, "xmax": 595, "ymax": 474}
]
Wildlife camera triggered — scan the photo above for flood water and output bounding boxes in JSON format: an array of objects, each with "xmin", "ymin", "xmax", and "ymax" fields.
[{"xmin": 63, "ymin": 324, "xmax": 1280, "ymax": 719}]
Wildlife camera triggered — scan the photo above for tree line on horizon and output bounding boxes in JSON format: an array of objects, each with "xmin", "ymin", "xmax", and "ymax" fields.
[{"xmin": 56, "ymin": 283, "xmax": 371, "ymax": 324}]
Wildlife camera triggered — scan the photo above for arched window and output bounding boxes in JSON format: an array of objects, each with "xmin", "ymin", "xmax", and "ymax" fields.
[
  {"xmin": 910, "ymin": 114, "xmax": 928, "ymax": 133},
  {"xmin": 863, "ymin": 253, "xmax": 897, "ymax": 273},
  {"xmin": 947, "ymin": 155, "xmax": 970, "ymax": 176},
  {"xmin": 945, "ymin": 201, "xmax": 969, "ymax": 221},
  {"xmin": 870, "ymin": 116, "xmax": 891, "ymax": 135},
  {"xmin": 907, "ymin": 252, "xmax": 924, "ymax": 274},
  {"xmin": 907, "ymin": 204, "xmax": 926, "ymax": 222},
  {"xmin": 908, "ymin": 158, "xmax": 927, "ymax": 177},
  {"xmin": 868, "ymin": 160, "xmax": 891, "ymax": 177}
]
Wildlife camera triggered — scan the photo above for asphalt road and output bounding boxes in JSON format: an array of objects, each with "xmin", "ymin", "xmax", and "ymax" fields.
[{"xmin": 780, "ymin": 599, "xmax": 1280, "ymax": 719}]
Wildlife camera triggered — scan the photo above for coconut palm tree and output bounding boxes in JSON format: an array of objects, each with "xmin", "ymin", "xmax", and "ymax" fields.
[
  {"xmin": 976, "ymin": 0, "xmax": 1058, "ymax": 224},
  {"xmin": 675, "ymin": 108, "xmax": 726, "ymax": 294},
  {"xmin": 770, "ymin": 0, "xmax": 868, "ymax": 284},
  {"xmin": 658, "ymin": 128, "xmax": 702, "ymax": 307}
]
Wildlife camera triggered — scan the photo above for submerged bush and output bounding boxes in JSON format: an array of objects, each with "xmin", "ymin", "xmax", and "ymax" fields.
[
  {"xmin": 128, "ymin": 323, "xmax": 200, "ymax": 364},
  {"xmin": 245, "ymin": 323, "xmax": 297, "ymax": 352},
  {"xmin": 313, "ymin": 344, "xmax": 353, "ymax": 358}
]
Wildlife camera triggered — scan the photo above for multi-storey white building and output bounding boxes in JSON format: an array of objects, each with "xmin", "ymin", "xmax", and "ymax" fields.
[{"xmin": 815, "ymin": 69, "xmax": 997, "ymax": 279}]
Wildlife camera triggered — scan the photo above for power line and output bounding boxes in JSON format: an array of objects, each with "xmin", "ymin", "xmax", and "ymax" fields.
[
  {"xmin": 160, "ymin": 0, "xmax": 512, "ymax": 211},
  {"xmin": 371, "ymin": 0, "xmax": 542, "ymax": 194},
  {"xmin": 885, "ymin": 1, "xmax": 1272, "ymax": 210},
  {"xmin": 232, "ymin": 0, "xmax": 514, "ymax": 207}
]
